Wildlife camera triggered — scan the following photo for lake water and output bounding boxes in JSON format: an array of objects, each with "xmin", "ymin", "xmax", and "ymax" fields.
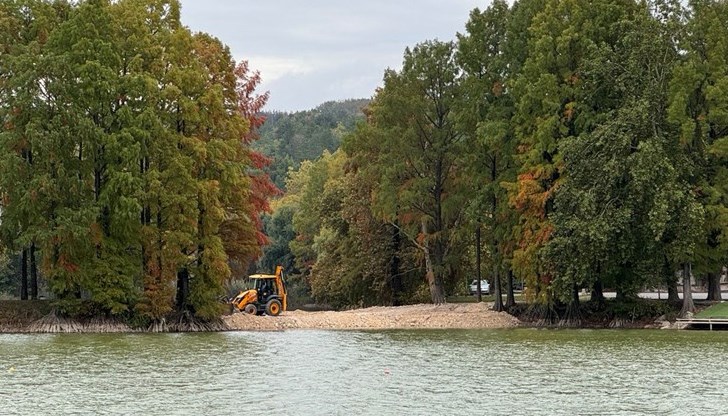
[{"xmin": 0, "ymin": 329, "xmax": 726, "ymax": 415}]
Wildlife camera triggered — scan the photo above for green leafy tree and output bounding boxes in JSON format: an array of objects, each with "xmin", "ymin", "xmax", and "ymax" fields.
[
  {"xmin": 507, "ymin": 0, "xmax": 641, "ymax": 322},
  {"xmin": 259, "ymin": 204, "xmax": 296, "ymax": 274},
  {"xmin": 0, "ymin": 0, "xmax": 71, "ymax": 301},
  {"xmin": 346, "ymin": 40, "xmax": 467, "ymax": 304},
  {"xmin": 287, "ymin": 151, "xmax": 397, "ymax": 307},
  {"xmin": 456, "ymin": 0, "xmax": 519, "ymax": 310},
  {"xmin": 1, "ymin": 0, "xmax": 268, "ymax": 327},
  {"xmin": 669, "ymin": 0, "xmax": 728, "ymax": 310}
]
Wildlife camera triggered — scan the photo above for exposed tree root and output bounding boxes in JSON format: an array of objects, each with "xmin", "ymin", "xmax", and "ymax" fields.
[
  {"xmin": 21, "ymin": 311, "xmax": 226, "ymax": 333},
  {"xmin": 558, "ymin": 302, "xmax": 582, "ymax": 328},
  {"xmin": 83, "ymin": 317, "xmax": 135, "ymax": 333},
  {"xmin": 170, "ymin": 311, "xmax": 227, "ymax": 332},
  {"xmin": 28, "ymin": 312, "xmax": 136, "ymax": 333},
  {"xmin": 609, "ymin": 318, "xmax": 626, "ymax": 328},
  {"xmin": 147, "ymin": 318, "xmax": 169, "ymax": 333},
  {"xmin": 28, "ymin": 311, "xmax": 83, "ymax": 333},
  {"xmin": 523, "ymin": 303, "xmax": 559, "ymax": 327}
]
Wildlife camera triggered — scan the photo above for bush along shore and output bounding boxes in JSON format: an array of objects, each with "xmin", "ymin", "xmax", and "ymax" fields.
[{"xmin": 510, "ymin": 298, "xmax": 709, "ymax": 330}]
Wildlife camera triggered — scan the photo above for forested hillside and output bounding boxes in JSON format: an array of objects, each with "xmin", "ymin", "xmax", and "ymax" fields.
[{"xmin": 254, "ymin": 99, "xmax": 369, "ymax": 189}]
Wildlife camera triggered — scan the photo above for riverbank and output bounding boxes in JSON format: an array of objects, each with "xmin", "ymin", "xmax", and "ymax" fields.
[
  {"xmin": 223, "ymin": 302, "xmax": 520, "ymax": 331},
  {"xmin": 0, "ymin": 301, "xmax": 520, "ymax": 332},
  {"xmin": 3, "ymin": 298, "xmax": 710, "ymax": 333}
]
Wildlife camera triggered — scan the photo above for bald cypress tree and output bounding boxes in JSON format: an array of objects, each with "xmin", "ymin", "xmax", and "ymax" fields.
[
  {"xmin": 505, "ymin": 0, "xmax": 658, "ymax": 324},
  {"xmin": 669, "ymin": 0, "xmax": 728, "ymax": 310},
  {"xmin": 346, "ymin": 41, "xmax": 467, "ymax": 304},
  {"xmin": 1, "ymin": 0, "xmax": 267, "ymax": 328}
]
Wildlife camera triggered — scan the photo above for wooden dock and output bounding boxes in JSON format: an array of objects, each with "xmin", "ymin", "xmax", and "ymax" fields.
[{"xmin": 676, "ymin": 318, "xmax": 728, "ymax": 330}]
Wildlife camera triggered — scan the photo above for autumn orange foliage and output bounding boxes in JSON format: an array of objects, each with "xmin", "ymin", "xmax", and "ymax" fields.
[{"xmin": 235, "ymin": 61, "xmax": 281, "ymax": 251}]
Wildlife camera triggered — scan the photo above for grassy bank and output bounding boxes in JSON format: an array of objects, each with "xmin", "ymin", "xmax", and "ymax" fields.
[{"xmin": 695, "ymin": 302, "xmax": 728, "ymax": 319}]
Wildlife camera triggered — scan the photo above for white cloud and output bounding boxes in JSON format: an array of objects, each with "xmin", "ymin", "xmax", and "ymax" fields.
[
  {"xmin": 245, "ymin": 56, "xmax": 318, "ymax": 82},
  {"xmin": 181, "ymin": 0, "xmax": 485, "ymax": 110}
]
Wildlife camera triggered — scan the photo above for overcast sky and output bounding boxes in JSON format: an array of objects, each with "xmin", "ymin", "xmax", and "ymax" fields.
[{"xmin": 179, "ymin": 1, "xmax": 485, "ymax": 112}]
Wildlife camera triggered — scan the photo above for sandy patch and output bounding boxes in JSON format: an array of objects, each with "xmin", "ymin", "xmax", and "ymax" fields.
[{"xmin": 222, "ymin": 302, "xmax": 520, "ymax": 331}]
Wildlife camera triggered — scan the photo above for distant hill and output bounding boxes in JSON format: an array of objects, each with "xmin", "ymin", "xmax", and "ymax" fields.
[{"xmin": 255, "ymin": 99, "xmax": 370, "ymax": 189}]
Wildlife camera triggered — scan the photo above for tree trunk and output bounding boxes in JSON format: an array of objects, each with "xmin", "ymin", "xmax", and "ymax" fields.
[
  {"xmin": 680, "ymin": 262, "xmax": 695, "ymax": 317},
  {"xmin": 492, "ymin": 263, "xmax": 503, "ymax": 311},
  {"xmin": 591, "ymin": 278, "xmax": 605, "ymax": 303},
  {"xmin": 157, "ymin": 199, "xmax": 163, "ymax": 288},
  {"xmin": 558, "ymin": 283, "xmax": 582, "ymax": 327},
  {"xmin": 20, "ymin": 248, "xmax": 28, "ymax": 300},
  {"xmin": 30, "ymin": 243, "xmax": 38, "ymax": 300},
  {"xmin": 475, "ymin": 224, "xmax": 482, "ymax": 303},
  {"xmin": 176, "ymin": 268, "xmax": 190, "ymax": 312},
  {"xmin": 591, "ymin": 264, "xmax": 605, "ymax": 304},
  {"xmin": 707, "ymin": 272, "xmax": 722, "ymax": 302},
  {"xmin": 389, "ymin": 223, "xmax": 402, "ymax": 306},
  {"xmin": 615, "ymin": 286, "xmax": 626, "ymax": 302},
  {"xmin": 422, "ymin": 219, "xmax": 445, "ymax": 304},
  {"xmin": 141, "ymin": 154, "xmax": 151, "ymax": 284},
  {"xmin": 666, "ymin": 278, "xmax": 679, "ymax": 303},
  {"xmin": 505, "ymin": 269, "xmax": 515, "ymax": 309},
  {"xmin": 664, "ymin": 256, "xmax": 679, "ymax": 303},
  {"xmin": 425, "ymin": 271, "xmax": 445, "ymax": 304}
]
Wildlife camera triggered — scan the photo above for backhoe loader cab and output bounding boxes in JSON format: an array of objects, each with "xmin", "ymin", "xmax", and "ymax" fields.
[{"xmin": 230, "ymin": 266, "xmax": 287, "ymax": 316}]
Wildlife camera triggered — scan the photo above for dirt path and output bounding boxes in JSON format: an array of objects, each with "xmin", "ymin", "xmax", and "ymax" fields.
[{"xmin": 223, "ymin": 302, "xmax": 520, "ymax": 331}]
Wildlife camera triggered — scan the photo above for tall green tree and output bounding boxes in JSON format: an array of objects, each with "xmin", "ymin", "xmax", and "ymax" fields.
[
  {"xmin": 1, "ymin": 0, "xmax": 268, "ymax": 326},
  {"xmin": 346, "ymin": 40, "xmax": 467, "ymax": 304},
  {"xmin": 507, "ymin": 0, "xmax": 641, "ymax": 321},
  {"xmin": 457, "ymin": 0, "xmax": 519, "ymax": 310},
  {"xmin": 0, "ymin": 0, "xmax": 67, "ymax": 301},
  {"xmin": 669, "ymin": 0, "xmax": 728, "ymax": 309},
  {"xmin": 286, "ymin": 150, "xmax": 398, "ymax": 307}
]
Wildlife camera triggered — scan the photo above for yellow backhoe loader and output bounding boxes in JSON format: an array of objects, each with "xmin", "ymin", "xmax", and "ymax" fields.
[{"xmin": 230, "ymin": 266, "xmax": 287, "ymax": 316}]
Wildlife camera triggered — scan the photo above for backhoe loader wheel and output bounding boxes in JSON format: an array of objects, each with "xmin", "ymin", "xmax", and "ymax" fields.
[
  {"xmin": 244, "ymin": 304, "xmax": 257, "ymax": 315},
  {"xmin": 265, "ymin": 299, "xmax": 282, "ymax": 316}
]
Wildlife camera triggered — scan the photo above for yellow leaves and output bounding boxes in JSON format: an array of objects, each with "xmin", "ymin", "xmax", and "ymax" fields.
[
  {"xmin": 90, "ymin": 223, "xmax": 103, "ymax": 246},
  {"xmin": 492, "ymin": 81, "xmax": 504, "ymax": 97},
  {"xmin": 512, "ymin": 171, "xmax": 549, "ymax": 219},
  {"xmin": 563, "ymin": 101, "xmax": 576, "ymax": 122}
]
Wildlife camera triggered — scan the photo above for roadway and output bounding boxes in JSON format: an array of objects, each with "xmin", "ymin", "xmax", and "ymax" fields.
[{"xmin": 603, "ymin": 290, "xmax": 728, "ymax": 300}]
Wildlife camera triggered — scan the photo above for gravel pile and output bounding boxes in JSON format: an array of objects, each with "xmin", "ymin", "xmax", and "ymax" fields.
[{"xmin": 223, "ymin": 302, "xmax": 520, "ymax": 331}]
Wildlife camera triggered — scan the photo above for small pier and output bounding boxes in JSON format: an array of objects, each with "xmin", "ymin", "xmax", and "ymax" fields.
[{"xmin": 676, "ymin": 318, "xmax": 728, "ymax": 330}]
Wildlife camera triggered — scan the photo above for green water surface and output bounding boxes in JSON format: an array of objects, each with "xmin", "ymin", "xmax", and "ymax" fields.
[{"xmin": 0, "ymin": 329, "xmax": 725, "ymax": 415}]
